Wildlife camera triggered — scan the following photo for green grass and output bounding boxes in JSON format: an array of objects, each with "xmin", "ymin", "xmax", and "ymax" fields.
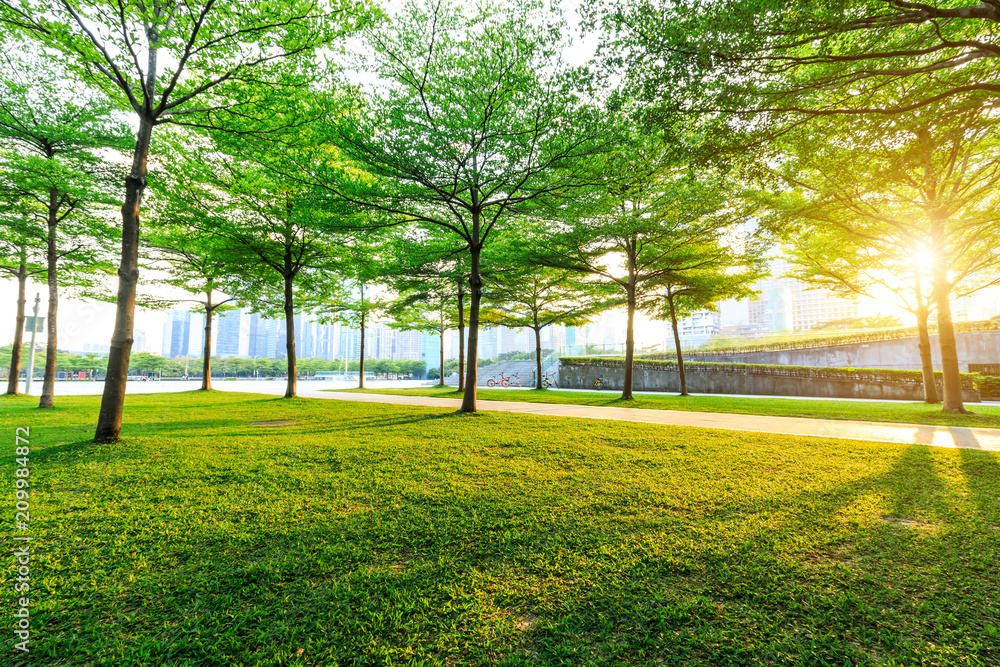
[
  {"xmin": 340, "ymin": 385, "xmax": 1000, "ymax": 429},
  {"xmin": 3, "ymin": 391, "xmax": 999, "ymax": 666}
]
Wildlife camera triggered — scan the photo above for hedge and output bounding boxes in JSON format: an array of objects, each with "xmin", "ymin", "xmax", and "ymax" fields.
[
  {"xmin": 980, "ymin": 375, "xmax": 1000, "ymax": 397},
  {"xmin": 560, "ymin": 357, "xmax": 981, "ymax": 390}
]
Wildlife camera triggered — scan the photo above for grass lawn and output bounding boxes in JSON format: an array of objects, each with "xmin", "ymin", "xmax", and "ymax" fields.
[
  {"xmin": 2, "ymin": 391, "xmax": 999, "ymax": 666},
  {"xmin": 340, "ymin": 385, "xmax": 1000, "ymax": 429}
]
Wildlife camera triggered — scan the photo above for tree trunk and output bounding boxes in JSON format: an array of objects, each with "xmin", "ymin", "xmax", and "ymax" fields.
[
  {"xmin": 94, "ymin": 31, "xmax": 161, "ymax": 442},
  {"xmin": 202, "ymin": 291, "xmax": 213, "ymax": 391},
  {"xmin": 358, "ymin": 284, "xmax": 366, "ymax": 390},
  {"xmin": 460, "ymin": 218, "xmax": 481, "ymax": 412},
  {"xmin": 929, "ymin": 221, "xmax": 966, "ymax": 413},
  {"xmin": 284, "ymin": 271, "xmax": 297, "ymax": 398},
  {"xmin": 457, "ymin": 285, "xmax": 465, "ymax": 393},
  {"xmin": 94, "ymin": 112, "xmax": 155, "ymax": 442},
  {"xmin": 622, "ymin": 291, "xmax": 636, "ymax": 400},
  {"xmin": 534, "ymin": 321, "xmax": 543, "ymax": 390},
  {"xmin": 6, "ymin": 265, "xmax": 27, "ymax": 395},
  {"xmin": 39, "ymin": 190, "xmax": 60, "ymax": 409},
  {"xmin": 913, "ymin": 270, "xmax": 937, "ymax": 403},
  {"xmin": 621, "ymin": 244, "xmax": 637, "ymax": 401},
  {"xmin": 666, "ymin": 290, "xmax": 687, "ymax": 396},
  {"xmin": 932, "ymin": 275, "xmax": 966, "ymax": 413},
  {"xmin": 915, "ymin": 306, "xmax": 937, "ymax": 404},
  {"xmin": 438, "ymin": 323, "xmax": 445, "ymax": 388}
]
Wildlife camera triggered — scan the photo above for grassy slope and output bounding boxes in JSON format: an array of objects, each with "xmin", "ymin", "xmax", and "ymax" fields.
[
  {"xmin": 2, "ymin": 391, "xmax": 998, "ymax": 666},
  {"xmin": 341, "ymin": 386, "xmax": 1000, "ymax": 429}
]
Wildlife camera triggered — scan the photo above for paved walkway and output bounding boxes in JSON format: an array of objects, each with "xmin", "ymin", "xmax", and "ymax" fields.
[
  {"xmin": 215, "ymin": 384, "xmax": 1000, "ymax": 452},
  {"xmin": 33, "ymin": 379, "xmax": 1000, "ymax": 451}
]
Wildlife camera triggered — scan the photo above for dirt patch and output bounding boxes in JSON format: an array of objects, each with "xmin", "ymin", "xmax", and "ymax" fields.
[
  {"xmin": 881, "ymin": 515, "xmax": 935, "ymax": 530},
  {"xmin": 515, "ymin": 614, "xmax": 539, "ymax": 632}
]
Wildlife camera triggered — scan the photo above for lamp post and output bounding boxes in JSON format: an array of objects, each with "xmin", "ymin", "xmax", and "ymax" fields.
[{"xmin": 24, "ymin": 293, "xmax": 40, "ymax": 395}]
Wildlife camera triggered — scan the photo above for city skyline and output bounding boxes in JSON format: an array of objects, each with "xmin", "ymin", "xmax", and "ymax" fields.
[{"xmin": 5, "ymin": 270, "xmax": 1000, "ymax": 359}]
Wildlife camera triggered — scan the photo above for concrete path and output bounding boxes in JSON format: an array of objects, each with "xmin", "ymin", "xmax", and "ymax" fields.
[
  {"xmin": 215, "ymin": 384, "xmax": 1000, "ymax": 452},
  {"xmin": 34, "ymin": 379, "xmax": 1000, "ymax": 451}
]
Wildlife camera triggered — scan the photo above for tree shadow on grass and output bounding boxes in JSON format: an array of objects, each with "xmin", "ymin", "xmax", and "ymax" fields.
[
  {"xmin": 26, "ymin": 438, "xmax": 105, "ymax": 463},
  {"xmin": 291, "ymin": 410, "xmax": 479, "ymax": 435},
  {"xmin": 13, "ymin": 436, "xmax": 1000, "ymax": 667},
  {"xmin": 957, "ymin": 445, "xmax": 1000, "ymax": 529}
]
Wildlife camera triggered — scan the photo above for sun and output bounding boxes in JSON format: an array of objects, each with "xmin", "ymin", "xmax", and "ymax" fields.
[{"xmin": 912, "ymin": 246, "xmax": 935, "ymax": 269}]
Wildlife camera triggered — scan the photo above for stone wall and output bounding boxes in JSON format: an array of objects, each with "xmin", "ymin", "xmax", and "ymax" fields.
[
  {"xmin": 685, "ymin": 331, "xmax": 1000, "ymax": 372},
  {"xmin": 559, "ymin": 361, "xmax": 982, "ymax": 402}
]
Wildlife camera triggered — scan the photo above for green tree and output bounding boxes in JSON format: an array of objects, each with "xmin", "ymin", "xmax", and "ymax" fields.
[
  {"xmin": 649, "ymin": 263, "xmax": 763, "ymax": 396},
  {"xmin": 486, "ymin": 266, "xmax": 615, "ymax": 389},
  {"xmin": 159, "ymin": 131, "xmax": 349, "ymax": 398},
  {"xmin": 782, "ymin": 222, "xmax": 940, "ymax": 402},
  {"xmin": 386, "ymin": 281, "xmax": 454, "ymax": 387},
  {"xmin": 0, "ymin": 47, "xmax": 125, "ymax": 407},
  {"xmin": 763, "ymin": 106, "xmax": 1000, "ymax": 412},
  {"xmin": 128, "ymin": 351, "xmax": 165, "ymax": 376},
  {"xmin": 541, "ymin": 141, "xmax": 755, "ymax": 400},
  {"xmin": 0, "ymin": 213, "xmax": 45, "ymax": 394},
  {"xmin": 305, "ymin": 0, "xmax": 610, "ymax": 412},
  {"xmin": 319, "ymin": 256, "xmax": 387, "ymax": 390},
  {"xmin": 143, "ymin": 217, "xmax": 240, "ymax": 391},
  {"xmin": 596, "ymin": 1, "xmax": 1000, "ymax": 127},
  {"xmin": 382, "ymin": 237, "xmax": 472, "ymax": 388},
  {"xmin": 3, "ymin": 0, "xmax": 370, "ymax": 440}
]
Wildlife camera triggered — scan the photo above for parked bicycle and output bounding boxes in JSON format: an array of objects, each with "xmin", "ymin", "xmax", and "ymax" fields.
[
  {"xmin": 593, "ymin": 375, "xmax": 610, "ymax": 390},
  {"xmin": 487, "ymin": 373, "xmax": 511, "ymax": 388},
  {"xmin": 540, "ymin": 373, "xmax": 557, "ymax": 388},
  {"xmin": 508, "ymin": 373, "xmax": 522, "ymax": 387}
]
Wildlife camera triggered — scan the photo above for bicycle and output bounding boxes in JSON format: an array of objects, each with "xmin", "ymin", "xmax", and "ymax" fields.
[
  {"xmin": 487, "ymin": 373, "xmax": 510, "ymax": 388},
  {"xmin": 508, "ymin": 373, "xmax": 522, "ymax": 387},
  {"xmin": 540, "ymin": 373, "xmax": 557, "ymax": 388},
  {"xmin": 593, "ymin": 375, "xmax": 610, "ymax": 390}
]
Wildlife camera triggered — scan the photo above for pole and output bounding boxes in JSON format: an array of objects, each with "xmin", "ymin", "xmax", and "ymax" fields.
[
  {"xmin": 343, "ymin": 327, "xmax": 350, "ymax": 375},
  {"xmin": 24, "ymin": 292, "xmax": 42, "ymax": 395},
  {"xmin": 24, "ymin": 293, "xmax": 40, "ymax": 395}
]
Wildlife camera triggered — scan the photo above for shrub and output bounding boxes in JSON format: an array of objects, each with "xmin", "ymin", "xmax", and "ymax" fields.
[{"xmin": 979, "ymin": 375, "xmax": 1000, "ymax": 397}]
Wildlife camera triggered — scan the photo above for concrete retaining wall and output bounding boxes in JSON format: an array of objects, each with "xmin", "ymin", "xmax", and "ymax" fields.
[
  {"xmin": 560, "ymin": 362, "xmax": 982, "ymax": 402},
  {"xmin": 686, "ymin": 331, "xmax": 1000, "ymax": 372}
]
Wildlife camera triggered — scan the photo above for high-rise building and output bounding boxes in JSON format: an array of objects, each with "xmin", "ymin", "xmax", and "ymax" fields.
[
  {"xmin": 188, "ymin": 312, "xmax": 206, "ymax": 358},
  {"xmin": 298, "ymin": 314, "xmax": 317, "ymax": 359},
  {"xmin": 479, "ymin": 327, "xmax": 499, "ymax": 360},
  {"xmin": 421, "ymin": 331, "xmax": 442, "ymax": 373},
  {"xmin": 162, "ymin": 310, "xmax": 191, "ymax": 359},
  {"xmin": 336, "ymin": 323, "xmax": 361, "ymax": 362},
  {"xmin": 132, "ymin": 329, "xmax": 146, "ymax": 354},
  {"xmin": 216, "ymin": 309, "xmax": 244, "ymax": 357},
  {"xmin": 498, "ymin": 325, "xmax": 531, "ymax": 355},
  {"xmin": 313, "ymin": 322, "xmax": 336, "ymax": 361},
  {"xmin": 672, "ymin": 310, "xmax": 723, "ymax": 348},
  {"xmin": 748, "ymin": 258, "xmax": 858, "ymax": 332},
  {"xmin": 450, "ymin": 327, "xmax": 469, "ymax": 359},
  {"xmin": 367, "ymin": 323, "xmax": 393, "ymax": 359},
  {"xmin": 541, "ymin": 324, "xmax": 565, "ymax": 352},
  {"xmin": 248, "ymin": 313, "xmax": 269, "ymax": 358},
  {"xmin": 394, "ymin": 329, "xmax": 423, "ymax": 361},
  {"xmin": 275, "ymin": 316, "xmax": 291, "ymax": 359}
]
